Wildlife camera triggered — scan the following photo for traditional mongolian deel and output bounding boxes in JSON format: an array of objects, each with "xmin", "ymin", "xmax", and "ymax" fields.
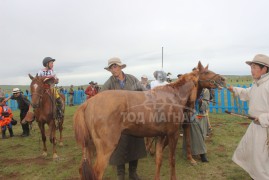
[{"xmin": 232, "ymin": 73, "xmax": 269, "ymax": 180}]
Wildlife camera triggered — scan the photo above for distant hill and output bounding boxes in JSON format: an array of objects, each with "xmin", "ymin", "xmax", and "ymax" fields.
[{"xmin": 0, "ymin": 75, "xmax": 253, "ymax": 94}]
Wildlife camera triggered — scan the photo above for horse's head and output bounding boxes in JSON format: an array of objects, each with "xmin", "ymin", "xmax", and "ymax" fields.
[
  {"xmin": 29, "ymin": 74, "xmax": 55, "ymax": 108},
  {"xmin": 197, "ymin": 61, "xmax": 226, "ymax": 89}
]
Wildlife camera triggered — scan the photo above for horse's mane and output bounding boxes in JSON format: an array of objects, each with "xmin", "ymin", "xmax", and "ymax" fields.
[{"xmin": 153, "ymin": 71, "xmax": 198, "ymax": 91}]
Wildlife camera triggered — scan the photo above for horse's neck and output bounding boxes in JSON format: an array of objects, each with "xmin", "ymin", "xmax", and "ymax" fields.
[{"xmin": 197, "ymin": 88, "xmax": 203, "ymax": 98}]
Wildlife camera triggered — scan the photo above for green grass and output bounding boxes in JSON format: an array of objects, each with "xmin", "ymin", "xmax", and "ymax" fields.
[{"xmin": 0, "ymin": 106, "xmax": 251, "ymax": 180}]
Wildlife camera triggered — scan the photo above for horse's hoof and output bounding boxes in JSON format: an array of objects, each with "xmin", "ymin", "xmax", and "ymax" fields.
[
  {"xmin": 53, "ymin": 153, "xmax": 59, "ymax": 160},
  {"xmin": 42, "ymin": 152, "xmax": 48, "ymax": 157},
  {"xmin": 59, "ymin": 142, "xmax": 64, "ymax": 146},
  {"xmin": 190, "ymin": 159, "xmax": 197, "ymax": 166}
]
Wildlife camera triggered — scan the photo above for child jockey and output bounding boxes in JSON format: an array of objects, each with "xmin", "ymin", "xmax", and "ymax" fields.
[
  {"xmin": 37, "ymin": 57, "xmax": 64, "ymax": 118},
  {"xmin": 0, "ymin": 97, "xmax": 14, "ymax": 138}
]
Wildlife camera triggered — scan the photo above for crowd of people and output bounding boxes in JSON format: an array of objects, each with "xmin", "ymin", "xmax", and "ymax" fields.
[{"xmin": 1, "ymin": 54, "xmax": 269, "ymax": 179}]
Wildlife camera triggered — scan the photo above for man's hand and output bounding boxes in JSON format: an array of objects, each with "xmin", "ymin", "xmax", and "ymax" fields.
[
  {"xmin": 227, "ymin": 86, "xmax": 234, "ymax": 92},
  {"xmin": 254, "ymin": 118, "xmax": 260, "ymax": 125}
]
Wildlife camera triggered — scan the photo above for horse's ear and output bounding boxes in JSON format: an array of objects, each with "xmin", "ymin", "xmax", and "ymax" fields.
[
  {"xmin": 198, "ymin": 61, "xmax": 204, "ymax": 72},
  {"xmin": 29, "ymin": 74, "xmax": 34, "ymax": 80},
  {"xmin": 44, "ymin": 77, "xmax": 55, "ymax": 85},
  {"xmin": 204, "ymin": 64, "xmax": 209, "ymax": 70}
]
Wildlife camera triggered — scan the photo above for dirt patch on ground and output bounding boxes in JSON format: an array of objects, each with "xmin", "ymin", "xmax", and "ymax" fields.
[
  {"xmin": 237, "ymin": 122, "xmax": 250, "ymax": 126},
  {"xmin": 1, "ymin": 156, "xmax": 49, "ymax": 166},
  {"xmin": 216, "ymin": 145, "xmax": 226, "ymax": 152}
]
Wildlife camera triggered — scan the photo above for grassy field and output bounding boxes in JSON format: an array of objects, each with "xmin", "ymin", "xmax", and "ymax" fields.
[{"xmin": 0, "ymin": 105, "xmax": 251, "ymax": 180}]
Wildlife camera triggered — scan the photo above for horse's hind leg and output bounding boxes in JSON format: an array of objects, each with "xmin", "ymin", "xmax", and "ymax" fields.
[
  {"xmin": 168, "ymin": 133, "xmax": 179, "ymax": 180},
  {"xmin": 93, "ymin": 134, "xmax": 121, "ymax": 179},
  {"xmin": 38, "ymin": 122, "xmax": 48, "ymax": 157},
  {"xmin": 154, "ymin": 136, "xmax": 166, "ymax": 180}
]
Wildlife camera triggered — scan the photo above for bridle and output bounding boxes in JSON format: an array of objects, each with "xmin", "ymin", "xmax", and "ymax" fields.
[
  {"xmin": 198, "ymin": 73, "xmax": 226, "ymax": 89},
  {"xmin": 30, "ymin": 79, "xmax": 54, "ymax": 109}
]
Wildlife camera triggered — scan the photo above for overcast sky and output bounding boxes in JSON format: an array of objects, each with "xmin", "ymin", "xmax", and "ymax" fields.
[{"xmin": 1, "ymin": 0, "xmax": 269, "ymax": 86}]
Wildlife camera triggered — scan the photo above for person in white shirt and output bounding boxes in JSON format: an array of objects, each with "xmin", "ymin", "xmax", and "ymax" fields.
[
  {"xmin": 228, "ymin": 54, "xmax": 269, "ymax": 180},
  {"xmin": 150, "ymin": 70, "xmax": 168, "ymax": 89}
]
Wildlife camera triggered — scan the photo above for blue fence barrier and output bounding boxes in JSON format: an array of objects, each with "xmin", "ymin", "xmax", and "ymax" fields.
[
  {"xmin": 209, "ymin": 85, "xmax": 250, "ymax": 114},
  {"xmin": 4, "ymin": 90, "xmax": 87, "ymax": 111},
  {"xmin": 4, "ymin": 85, "xmax": 250, "ymax": 114}
]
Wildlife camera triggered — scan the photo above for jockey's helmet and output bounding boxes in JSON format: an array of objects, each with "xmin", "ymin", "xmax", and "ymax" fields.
[{"xmin": 43, "ymin": 57, "xmax": 55, "ymax": 67}]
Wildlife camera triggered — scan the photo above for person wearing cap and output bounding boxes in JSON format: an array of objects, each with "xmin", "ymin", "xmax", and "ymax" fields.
[
  {"xmin": 4, "ymin": 88, "xmax": 31, "ymax": 137},
  {"xmin": 37, "ymin": 57, "xmax": 64, "ymax": 118},
  {"xmin": 102, "ymin": 57, "xmax": 146, "ymax": 180},
  {"xmin": 84, "ymin": 81, "xmax": 97, "ymax": 100},
  {"xmin": 0, "ymin": 97, "xmax": 14, "ymax": 138},
  {"xmin": 228, "ymin": 54, "xmax": 269, "ymax": 180},
  {"xmin": 150, "ymin": 70, "xmax": 168, "ymax": 89},
  {"xmin": 140, "ymin": 75, "xmax": 151, "ymax": 90}
]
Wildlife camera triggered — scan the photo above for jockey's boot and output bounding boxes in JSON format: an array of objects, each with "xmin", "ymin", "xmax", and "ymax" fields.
[
  {"xmin": 8, "ymin": 127, "xmax": 14, "ymax": 137},
  {"xmin": 117, "ymin": 164, "xmax": 125, "ymax": 180},
  {"xmin": 200, "ymin": 154, "xmax": 209, "ymax": 163},
  {"xmin": 2, "ymin": 130, "xmax": 7, "ymax": 139},
  {"xmin": 56, "ymin": 97, "xmax": 64, "ymax": 118},
  {"xmin": 129, "ymin": 160, "xmax": 141, "ymax": 180}
]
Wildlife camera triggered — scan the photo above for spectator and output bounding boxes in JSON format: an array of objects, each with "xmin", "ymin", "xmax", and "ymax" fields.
[
  {"xmin": 150, "ymin": 70, "xmax": 168, "ymax": 89},
  {"xmin": 102, "ymin": 57, "xmax": 146, "ymax": 180},
  {"xmin": 0, "ymin": 88, "xmax": 5, "ymax": 97},
  {"xmin": 140, "ymin": 75, "xmax": 151, "ymax": 90},
  {"xmin": 0, "ymin": 97, "xmax": 14, "ymax": 138},
  {"xmin": 85, "ymin": 81, "xmax": 97, "ymax": 99},
  {"xmin": 68, "ymin": 85, "xmax": 74, "ymax": 106},
  {"xmin": 4, "ymin": 88, "xmax": 31, "ymax": 137}
]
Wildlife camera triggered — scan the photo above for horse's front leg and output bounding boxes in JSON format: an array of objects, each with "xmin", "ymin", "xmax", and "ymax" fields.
[
  {"xmin": 183, "ymin": 122, "xmax": 196, "ymax": 165},
  {"xmin": 168, "ymin": 133, "xmax": 179, "ymax": 180},
  {"xmin": 38, "ymin": 122, "xmax": 47, "ymax": 157},
  {"xmin": 154, "ymin": 136, "xmax": 166, "ymax": 180},
  {"xmin": 49, "ymin": 119, "xmax": 58, "ymax": 159}
]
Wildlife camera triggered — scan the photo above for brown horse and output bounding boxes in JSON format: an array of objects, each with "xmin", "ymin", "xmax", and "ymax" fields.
[
  {"xmin": 146, "ymin": 63, "xmax": 226, "ymax": 164},
  {"xmin": 74, "ymin": 62, "xmax": 225, "ymax": 180},
  {"xmin": 29, "ymin": 74, "xmax": 65, "ymax": 159}
]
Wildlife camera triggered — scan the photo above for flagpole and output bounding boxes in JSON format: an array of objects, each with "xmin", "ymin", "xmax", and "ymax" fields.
[{"xmin": 162, "ymin": 47, "xmax": 163, "ymax": 69}]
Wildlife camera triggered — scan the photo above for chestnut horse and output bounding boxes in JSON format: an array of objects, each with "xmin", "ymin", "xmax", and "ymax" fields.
[
  {"xmin": 29, "ymin": 74, "xmax": 65, "ymax": 159},
  {"xmin": 74, "ymin": 62, "xmax": 225, "ymax": 180},
  {"xmin": 146, "ymin": 63, "xmax": 226, "ymax": 164}
]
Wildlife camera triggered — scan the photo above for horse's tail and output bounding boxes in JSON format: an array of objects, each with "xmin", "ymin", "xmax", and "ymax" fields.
[{"xmin": 74, "ymin": 102, "xmax": 96, "ymax": 180}]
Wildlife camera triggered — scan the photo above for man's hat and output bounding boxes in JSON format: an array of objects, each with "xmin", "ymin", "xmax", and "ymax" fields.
[
  {"xmin": 141, "ymin": 75, "xmax": 148, "ymax": 79},
  {"xmin": 246, "ymin": 54, "xmax": 269, "ymax": 67},
  {"xmin": 104, "ymin": 57, "xmax": 126, "ymax": 70},
  {"xmin": 89, "ymin": 81, "xmax": 95, "ymax": 84},
  {"xmin": 12, "ymin": 88, "xmax": 21, "ymax": 94}
]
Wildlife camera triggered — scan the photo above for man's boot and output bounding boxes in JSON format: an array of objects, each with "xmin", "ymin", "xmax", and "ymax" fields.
[
  {"xmin": 56, "ymin": 97, "xmax": 64, "ymax": 118},
  {"xmin": 8, "ymin": 128, "xmax": 14, "ymax": 137},
  {"xmin": 200, "ymin": 154, "xmax": 209, "ymax": 162},
  {"xmin": 129, "ymin": 160, "xmax": 141, "ymax": 180},
  {"xmin": 117, "ymin": 164, "xmax": 125, "ymax": 180},
  {"xmin": 21, "ymin": 124, "xmax": 29, "ymax": 137},
  {"xmin": 2, "ymin": 130, "xmax": 7, "ymax": 139}
]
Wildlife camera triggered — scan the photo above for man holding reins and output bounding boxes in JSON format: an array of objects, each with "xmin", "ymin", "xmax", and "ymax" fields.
[{"xmin": 228, "ymin": 54, "xmax": 269, "ymax": 180}]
